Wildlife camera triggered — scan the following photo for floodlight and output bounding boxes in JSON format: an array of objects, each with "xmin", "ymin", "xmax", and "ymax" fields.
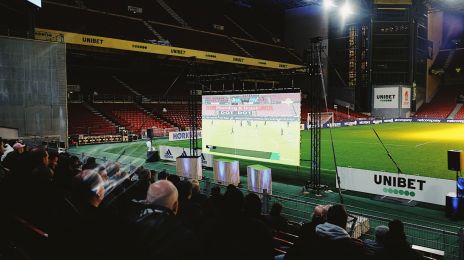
[
  {"xmin": 323, "ymin": 0, "xmax": 336, "ymax": 10},
  {"xmin": 339, "ymin": 1, "xmax": 353, "ymax": 19}
]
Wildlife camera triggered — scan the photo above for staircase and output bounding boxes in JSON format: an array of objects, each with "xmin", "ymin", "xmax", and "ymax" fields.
[
  {"xmin": 82, "ymin": 102, "xmax": 121, "ymax": 128},
  {"xmin": 155, "ymin": 0, "xmax": 191, "ymax": 29},
  {"xmin": 224, "ymin": 15, "xmax": 255, "ymax": 40},
  {"xmin": 136, "ymin": 104, "xmax": 174, "ymax": 128},
  {"xmin": 443, "ymin": 50, "xmax": 456, "ymax": 73},
  {"xmin": 448, "ymin": 103, "xmax": 463, "ymax": 119},
  {"xmin": 228, "ymin": 37, "xmax": 253, "ymax": 57},
  {"xmin": 142, "ymin": 21, "xmax": 166, "ymax": 41}
]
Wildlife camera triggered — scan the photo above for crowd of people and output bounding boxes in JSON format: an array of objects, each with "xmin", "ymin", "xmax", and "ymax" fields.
[{"xmin": 0, "ymin": 137, "xmax": 424, "ymax": 260}]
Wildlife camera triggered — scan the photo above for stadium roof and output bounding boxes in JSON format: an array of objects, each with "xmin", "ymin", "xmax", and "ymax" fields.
[{"xmin": 234, "ymin": 0, "xmax": 464, "ymax": 12}]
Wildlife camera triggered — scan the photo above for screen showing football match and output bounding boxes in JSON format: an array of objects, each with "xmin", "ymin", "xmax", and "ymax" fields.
[{"xmin": 202, "ymin": 93, "xmax": 301, "ymax": 166}]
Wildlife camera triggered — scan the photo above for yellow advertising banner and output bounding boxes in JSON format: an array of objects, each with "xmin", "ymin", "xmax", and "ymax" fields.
[{"xmin": 35, "ymin": 28, "xmax": 302, "ymax": 70}]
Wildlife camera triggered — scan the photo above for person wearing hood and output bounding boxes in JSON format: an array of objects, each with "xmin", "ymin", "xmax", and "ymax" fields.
[{"xmin": 313, "ymin": 204, "xmax": 366, "ymax": 260}]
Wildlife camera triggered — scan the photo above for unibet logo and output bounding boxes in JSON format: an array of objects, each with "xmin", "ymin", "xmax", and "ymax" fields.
[
  {"xmin": 376, "ymin": 94, "xmax": 395, "ymax": 102},
  {"xmin": 374, "ymin": 174, "xmax": 425, "ymax": 197},
  {"xmin": 164, "ymin": 149, "xmax": 173, "ymax": 159}
]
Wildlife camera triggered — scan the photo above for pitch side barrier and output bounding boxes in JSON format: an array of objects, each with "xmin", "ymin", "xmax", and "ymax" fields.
[{"xmin": 303, "ymin": 118, "xmax": 464, "ymax": 129}]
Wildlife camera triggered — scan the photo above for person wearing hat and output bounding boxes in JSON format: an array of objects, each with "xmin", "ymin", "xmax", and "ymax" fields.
[{"xmin": 2, "ymin": 142, "xmax": 26, "ymax": 173}]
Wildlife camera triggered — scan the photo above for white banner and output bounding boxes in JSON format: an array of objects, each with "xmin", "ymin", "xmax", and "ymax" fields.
[
  {"xmin": 374, "ymin": 87, "xmax": 399, "ymax": 109},
  {"xmin": 337, "ymin": 167, "xmax": 455, "ymax": 205},
  {"xmin": 159, "ymin": 145, "xmax": 213, "ymax": 167},
  {"xmin": 402, "ymin": 87, "xmax": 411, "ymax": 108},
  {"xmin": 169, "ymin": 131, "xmax": 202, "ymax": 141}
]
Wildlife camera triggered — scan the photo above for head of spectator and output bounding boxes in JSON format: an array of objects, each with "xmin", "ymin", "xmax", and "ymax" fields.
[
  {"xmin": 158, "ymin": 169, "xmax": 168, "ymax": 180},
  {"xmin": 137, "ymin": 168, "xmax": 151, "ymax": 182},
  {"xmin": 388, "ymin": 219, "xmax": 406, "ymax": 240},
  {"xmin": 146, "ymin": 180, "xmax": 179, "ymax": 214},
  {"xmin": 312, "ymin": 204, "xmax": 330, "ymax": 223},
  {"xmin": 178, "ymin": 180, "xmax": 193, "ymax": 202},
  {"xmin": 191, "ymin": 179, "xmax": 200, "ymax": 193},
  {"xmin": 97, "ymin": 166, "xmax": 108, "ymax": 181},
  {"xmin": 327, "ymin": 204, "xmax": 348, "ymax": 230},
  {"xmin": 270, "ymin": 202, "xmax": 283, "ymax": 217},
  {"xmin": 106, "ymin": 162, "xmax": 120, "ymax": 178},
  {"xmin": 68, "ymin": 155, "xmax": 82, "ymax": 172},
  {"xmin": 167, "ymin": 174, "xmax": 181, "ymax": 188},
  {"xmin": 223, "ymin": 185, "xmax": 244, "ymax": 215},
  {"xmin": 30, "ymin": 148, "xmax": 49, "ymax": 169},
  {"xmin": 82, "ymin": 157, "xmax": 98, "ymax": 170},
  {"xmin": 13, "ymin": 142, "xmax": 25, "ymax": 154},
  {"xmin": 375, "ymin": 225, "xmax": 389, "ymax": 244},
  {"xmin": 72, "ymin": 170, "xmax": 106, "ymax": 208},
  {"xmin": 243, "ymin": 193, "xmax": 262, "ymax": 218},
  {"xmin": 210, "ymin": 185, "xmax": 221, "ymax": 198},
  {"xmin": 48, "ymin": 151, "xmax": 59, "ymax": 171}
]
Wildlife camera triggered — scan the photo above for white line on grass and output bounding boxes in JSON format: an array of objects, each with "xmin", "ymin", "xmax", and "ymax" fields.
[
  {"xmin": 320, "ymin": 139, "xmax": 407, "ymax": 147},
  {"xmin": 415, "ymin": 141, "xmax": 434, "ymax": 148}
]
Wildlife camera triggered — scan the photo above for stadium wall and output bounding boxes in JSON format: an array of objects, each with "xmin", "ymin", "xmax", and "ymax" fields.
[{"xmin": 0, "ymin": 36, "xmax": 67, "ymax": 141}]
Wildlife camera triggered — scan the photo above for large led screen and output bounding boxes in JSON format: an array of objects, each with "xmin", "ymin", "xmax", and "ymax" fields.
[{"xmin": 202, "ymin": 93, "xmax": 301, "ymax": 166}]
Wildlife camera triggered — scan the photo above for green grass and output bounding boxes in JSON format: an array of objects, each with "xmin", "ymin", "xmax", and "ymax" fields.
[
  {"xmin": 76, "ymin": 122, "xmax": 464, "ymax": 183},
  {"xmin": 149, "ymin": 122, "xmax": 464, "ymax": 181}
]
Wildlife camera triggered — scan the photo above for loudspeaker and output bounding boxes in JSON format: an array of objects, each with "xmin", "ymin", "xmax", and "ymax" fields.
[
  {"xmin": 147, "ymin": 128, "xmax": 154, "ymax": 139},
  {"xmin": 448, "ymin": 150, "xmax": 463, "ymax": 171},
  {"xmin": 146, "ymin": 151, "xmax": 159, "ymax": 162}
]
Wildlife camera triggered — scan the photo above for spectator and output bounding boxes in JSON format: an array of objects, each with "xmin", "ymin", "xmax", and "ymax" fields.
[
  {"xmin": 313, "ymin": 204, "xmax": 366, "ymax": 259},
  {"xmin": 0, "ymin": 138, "xmax": 8, "ymax": 181},
  {"xmin": 363, "ymin": 225, "xmax": 389, "ymax": 257},
  {"xmin": 190, "ymin": 179, "xmax": 208, "ymax": 208},
  {"xmin": 200, "ymin": 186, "xmax": 274, "ymax": 260},
  {"xmin": 158, "ymin": 169, "xmax": 168, "ymax": 180},
  {"xmin": 167, "ymin": 173, "xmax": 181, "ymax": 188},
  {"xmin": 1, "ymin": 139, "xmax": 13, "ymax": 162},
  {"xmin": 54, "ymin": 170, "xmax": 117, "ymax": 260},
  {"xmin": 127, "ymin": 180, "xmax": 199, "ymax": 260},
  {"xmin": 48, "ymin": 151, "xmax": 59, "ymax": 173},
  {"xmin": 378, "ymin": 219, "xmax": 423, "ymax": 260},
  {"xmin": 266, "ymin": 202, "xmax": 289, "ymax": 232},
  {"xmin": 82, "ymin": 156, "xmax": 98, "ymax": 170},
  {"xmin": 284, "ymin": 205, "xmax": 330, "ymax": 260},
  {"xmin": 3, "ymin": 142, "xmax": 26, "ymax": 173},
  {"xmin": 243, "ymin": 192, "xmax": 267, "ymax": 223}
]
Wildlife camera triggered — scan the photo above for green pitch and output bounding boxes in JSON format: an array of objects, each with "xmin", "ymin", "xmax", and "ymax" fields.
[
  {"xmin": 202, "ymin": 119, "xmax": 300, "ymax": 165},
  {"xmin": 88, "ymin": 122, "xmax": 464, "ymax": 181},
  {"xmin": 173, "ymin": 122, "xmax": 464, "ymax": 180}
]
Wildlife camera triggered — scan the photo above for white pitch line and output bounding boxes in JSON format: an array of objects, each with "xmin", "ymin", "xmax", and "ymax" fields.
[
  {"xmin": 320, "ymin": 139, "xmax": 408, "ymax": 147},
  {"xmin": 415, "ymin": 141, "xmax": 434, "ymax": 148}
]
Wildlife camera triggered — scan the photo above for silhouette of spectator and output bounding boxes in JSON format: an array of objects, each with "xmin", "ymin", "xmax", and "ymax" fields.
[
  {"xmin": 284, "ymin": 205, "xmax": 330, "ymax": 260},
  {"xmin": 378, "ymin": 219, "xmax": 423, "ymax": 260},
  {"xmin": 363, "ymin": 225, "xmax": 389, "ymax": 257},
  {"xmin": 313, "ymin": 204, "xmax": 366, "ymax": 259},
  {"xmin": 127, "ymin": 180, "xmax": 199, "ymax": 260}
]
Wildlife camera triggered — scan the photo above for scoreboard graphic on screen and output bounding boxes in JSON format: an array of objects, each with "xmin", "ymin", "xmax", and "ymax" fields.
[{"xmin": 202, "ymin": 93, "xmax": 301, "ymax": 166}]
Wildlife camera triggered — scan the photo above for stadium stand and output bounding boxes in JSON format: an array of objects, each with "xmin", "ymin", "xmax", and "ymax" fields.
[
  {"xmin": 34, "ymin": 1, "xmax": 301, "ymax": 64},
  {"xmin": 414, "ymin": 87, "xmax": 461, "ymax": 118},
  {"xmin": 152, "ymin": 103, "xmax": 202, "ymax": 130},
  {"xmin": 37, "ymin": 3, "xmax": 155, "ymax": 42},
  {"xmin": 94, "ymin": 103, "xmax": 172, "ymax": 133},
  {"xmin": 454, "ymin": 105, "xmax": 464, "ymax": 119},
  {"xmin": 67, "ymin": 103, "xmax": 118, "ymax": 135}
]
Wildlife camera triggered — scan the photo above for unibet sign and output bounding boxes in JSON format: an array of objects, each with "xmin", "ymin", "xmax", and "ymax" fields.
[
  {"xmin": 373, "ymin": 87, "xmax": 399, "ymax": 109},
  {"xmin": 337, "ymin": 167, "xmax": 455, "ymax": 205}
]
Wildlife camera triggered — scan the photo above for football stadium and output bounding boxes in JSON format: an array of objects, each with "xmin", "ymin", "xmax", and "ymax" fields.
[{"xmin": 1, "ymin": 0, "xmax": 464, "ymax": 259}]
